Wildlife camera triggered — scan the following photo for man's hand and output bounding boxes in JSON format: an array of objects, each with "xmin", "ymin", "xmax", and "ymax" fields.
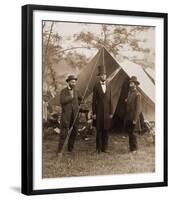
[
  {"xmin": 109, "ymin": 114, "xmax": 113, "ymax": 119},
  {"xmin": 133, "ymin": 120, "xmax": 137, "ymax": 125},
  {"xmin": 92, "ymin": 115, "xmax": 96, "ymax": 120},
  {"xmin": 69, "ymin": 90, "xmax": 74, "ymax": 98}
]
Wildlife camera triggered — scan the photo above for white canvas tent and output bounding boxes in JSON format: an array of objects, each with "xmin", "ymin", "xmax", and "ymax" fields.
[
  {"xmin": 47, "ymin": 47, "xmax": 155, "ymax": 127},
  {"xmin": 76, "ymin": 47, "xmax": 155, "ymax": 123},
  {"xmin": 116, "ymin": 60, "xmax": 155, "ymax": 121}
]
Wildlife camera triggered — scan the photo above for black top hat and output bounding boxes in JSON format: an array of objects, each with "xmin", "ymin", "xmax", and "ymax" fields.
[
  {"xmin": 66, "ymin": 75, "xmax": 77, "ymax": 82},
  {"xmin": 97, "ymin": 65, "xmax": 106, "ymax": 76},
  {"xmin": 129, "ymin": 76, "xmax": 140, "ymax": 85}
]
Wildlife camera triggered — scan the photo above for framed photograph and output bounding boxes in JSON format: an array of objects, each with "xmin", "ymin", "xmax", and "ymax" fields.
[{"xmin": 22, "ymin": 4, "xmax": 168, "ymax": 195}]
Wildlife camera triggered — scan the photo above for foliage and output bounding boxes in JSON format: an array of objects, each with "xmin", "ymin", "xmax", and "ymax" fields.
[
  {"xmin": 74, "ymin": 24, "xmax": 152, "ymax": 59},
  {"xmin": 65, "ymin": 51, "xmax": 89, "ymax": 71},
  {"xmin": 43, "ymin": 22, "xmax": 63, "ymax": 91}
]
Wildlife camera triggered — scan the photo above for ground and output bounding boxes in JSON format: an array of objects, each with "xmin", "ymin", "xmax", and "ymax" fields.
[{"xmin": 42, "ymin": 130, "xmax": 155, "ymax": 178}]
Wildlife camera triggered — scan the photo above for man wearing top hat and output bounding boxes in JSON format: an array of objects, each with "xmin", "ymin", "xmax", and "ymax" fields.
[
  {"xmin": 125, "ymin": 76, "xmax": 142, "ymax": 154},
  {"xmin": 57, "ymin": 75, "xmax": 82, "ymax": 155},
  {"xmin": 92, "ymin": 65, "xmax": 113, "ymax": 153}
]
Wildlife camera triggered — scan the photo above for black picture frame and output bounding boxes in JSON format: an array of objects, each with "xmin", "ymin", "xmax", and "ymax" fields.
[{"xmin": 22, "ymin": 4, "xmax": 168, "ymax": 195}]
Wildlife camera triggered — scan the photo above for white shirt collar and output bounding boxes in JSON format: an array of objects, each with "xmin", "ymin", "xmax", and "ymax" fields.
[
  {"xmin": 100, "ymin": 81, "xmax": 106, "ymax": 93},
  {"xmin": 100, "ymin": 81, "xmax": 106, "ymax": 85}
]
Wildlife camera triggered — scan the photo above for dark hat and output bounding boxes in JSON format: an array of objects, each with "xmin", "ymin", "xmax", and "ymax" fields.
[
  {"xmin": 66, "ymin": 75, "xmax": 77, "ymax": 82},
  {"xmin": 129, "ymin": 76, "xmax": 140, "ymax": 85},
  {"xmin": 97, "ymin": 65, "xmax": 106, "ymax": 76}
]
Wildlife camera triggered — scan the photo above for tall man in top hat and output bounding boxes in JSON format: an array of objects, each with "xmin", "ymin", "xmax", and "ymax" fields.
[
  {"xmin": 125, "ymin": 76, "xmax": 142, "ymax": 154},
  {"xmin": 57, "ymin": 75, "xmax": 82, "ymax": 156},
  {"xmin": 92, "ymin": 65, "xmax": 113, "ymax": 153}
]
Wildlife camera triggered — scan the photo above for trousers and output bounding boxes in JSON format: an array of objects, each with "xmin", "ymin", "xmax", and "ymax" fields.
[
  {"xmin": 96, "ymin": 129, "xmax": 109, "ymax": 152},
  {"xmin": 58, "ymin": 111, "xmax": 77, "ymax": 153},
  {"xmin": 125, "ymin": 120, "xmax": 138, "ymax": 151}
]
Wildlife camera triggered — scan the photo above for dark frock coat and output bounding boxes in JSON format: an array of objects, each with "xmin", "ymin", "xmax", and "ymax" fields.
[
  {"xmin": 92, "ymin": 82, "xmax": 113, "ymax": 131},
  {"xmin": 60, "ymin": 87, "xmax": 82, "ymax": 128},
  {"xmin": 125, "ymin": 88, "xmax": 142, "ymax": 132}
]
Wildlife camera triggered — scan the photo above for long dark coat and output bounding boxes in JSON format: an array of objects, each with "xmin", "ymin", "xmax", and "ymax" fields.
[
  {"xmin": 60, "ymin": 87, "xmax": 82, "ymax": 128},
  {"xmin": 125, "ymin": 88, "xmax": 142, "ymax": 132},
  {"xmin": 92, "ymin": 82, "xmax": 113, "ymax": 131}
]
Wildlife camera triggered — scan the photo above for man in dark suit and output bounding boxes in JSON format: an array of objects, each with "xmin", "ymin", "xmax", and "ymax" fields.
[
  {"xmin": 125, "ymin": 76, "xmax": 142, "ymax": 154},
  {"xmin": 92, "ymin": 65, "xmax": 113, "ymax": 153},
  {"xmin": 57, "ymin": 75, "xmax": 82, "ymax": 156}
]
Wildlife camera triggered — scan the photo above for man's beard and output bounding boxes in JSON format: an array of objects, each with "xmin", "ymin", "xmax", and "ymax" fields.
[
  {"xmin": 129, "ymin": 86, "xmax": 135, "ymax": 90},
  {"xmin": 69, "ymin": 84, "xmax": 75, "ymax": 89}
]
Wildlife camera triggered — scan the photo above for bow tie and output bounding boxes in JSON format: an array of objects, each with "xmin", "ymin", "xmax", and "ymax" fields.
[{"xmin": 101, "ymin": 82, "xmax": 105, "ymax": 85}]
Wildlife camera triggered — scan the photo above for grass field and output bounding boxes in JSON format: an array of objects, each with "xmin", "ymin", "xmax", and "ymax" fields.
[{"xmin": 42, "ymin": 130, "xmax": 155, "ymax": 178}]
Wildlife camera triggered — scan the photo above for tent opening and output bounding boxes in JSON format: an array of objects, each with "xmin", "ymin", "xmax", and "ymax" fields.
[{"xmin": 111, "ymin": 77, "xmax": 129, "ymax": 132}]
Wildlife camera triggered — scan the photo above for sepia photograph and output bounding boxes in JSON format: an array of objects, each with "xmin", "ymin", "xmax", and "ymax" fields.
[
  {"xmin": 42, "ymin": 21, "xmax": 155, "ymax": 178},
  {"xmin": 22, "ymin": 5, "xmax": 167, "ymax": 195}
]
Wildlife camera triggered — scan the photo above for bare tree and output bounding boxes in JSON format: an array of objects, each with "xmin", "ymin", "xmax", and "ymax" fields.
[{"xmin": 43, "ymin": 22, "xmax": 63, "ymax": 91}]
